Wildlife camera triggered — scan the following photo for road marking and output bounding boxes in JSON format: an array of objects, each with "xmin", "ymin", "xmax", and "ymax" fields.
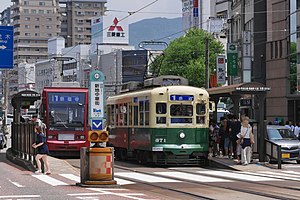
[
  {"xmin": 0, "ymin": 195, "xmax": 40, "ymax": 199},
  {"xmin": 114, "ymin": 178, "xmax": 135, "ymax": 185},
  {"xmin": 155, "ymin": 172, "xmax": 232, "ymax": 183},
  {"xmin": 60, "ymin": 174, "xmax": 80, "ymax": 182},
  {"xmin": 241, "ymin": 171, "xmax": 300, "ymax": 181},
  {"xmin": 259, "ymin": 171, "xmax": 300, "ymax": 180},
  {"xmin": 197, "ymin": 171, "xmax": 279, "ymax": 182},
  {"xmin": 32, "ymin": 174, "xmax": 68, "ymax": 186},
  {"xmin": 115, "ymin": 172, "xmax": 181, "ymax": 183},
  {"xmin": 8, "ymin": 179, "xmax": 25, "ymax": 187}
]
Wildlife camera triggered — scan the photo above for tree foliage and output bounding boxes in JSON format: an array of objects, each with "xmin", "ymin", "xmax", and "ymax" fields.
[{"xmin": 151, "ymin": 28, "xmax": 224, "ymax": 88}]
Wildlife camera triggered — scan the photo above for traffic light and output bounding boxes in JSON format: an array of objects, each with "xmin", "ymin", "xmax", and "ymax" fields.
[{"xmin": 88, "ymin": 130, "xmax": 109, "ymax": 143}]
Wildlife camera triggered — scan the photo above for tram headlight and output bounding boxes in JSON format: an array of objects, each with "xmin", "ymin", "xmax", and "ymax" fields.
[{"xmin": 179, "ymin": 132, "xmax": 186, "ymax": 139}]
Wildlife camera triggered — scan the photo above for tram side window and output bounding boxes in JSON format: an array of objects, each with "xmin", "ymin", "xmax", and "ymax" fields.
[
  {"xmin": 134, "ymin": 106, "xmax": 138, "ymax": 126},
  {"xmin": 145, "ymin": 100, "xmax": 149, "ymax": 126},
  {"xmin": 139, "ymin": 101, "xmax": 144, "ymax": 126},
  {"xmin": 116, "ymin": 104, "xmax": 119, "ymax": 126},
  {"xmin": 110, "ymin": 105, "xmax": 115, "ymax": 126},
  {"xmin": 123, "ymin": 103, "xmax": 128, "ymax": 126},
  {"xmin": 196, "ymin": 103, "xmax": 206, "ymax": 124},
  {"xmin": 156, "ymin": 103, "xmax": 166, "ymax": 124},
  {"xmin": 129, "ymin": 104, "xmax": 132, "ymax": 126}
]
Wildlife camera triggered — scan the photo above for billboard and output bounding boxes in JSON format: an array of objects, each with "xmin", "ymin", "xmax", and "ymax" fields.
[
  {"xmin": 216, "ymin": 55, "xmax": 226, "ymax": 85},
  {"xmin": 91, "ymin": 14, "xmax": 129, "ymax": 53}
]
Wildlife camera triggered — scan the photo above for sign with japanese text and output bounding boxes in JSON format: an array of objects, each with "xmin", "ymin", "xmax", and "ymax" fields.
[
  {"xmin": 216, "ymin": 55, "xmax": 226, "ymax": 85},
  {"xmin": 227, "ymin": 43, "xmax": 238, "ymax": 76},
  {"xmin": 0, "ymin": 26, "xmax": 13, "ymax": 69},
  {"xmin": 89, "ymin": 70, "xmax": 105, "ymax": 130}
]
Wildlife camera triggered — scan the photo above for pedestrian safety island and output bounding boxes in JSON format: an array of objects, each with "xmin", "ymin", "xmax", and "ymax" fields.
[{"xmin": 77, "ymin": 70, "xmax": 117, "ymax": 186}]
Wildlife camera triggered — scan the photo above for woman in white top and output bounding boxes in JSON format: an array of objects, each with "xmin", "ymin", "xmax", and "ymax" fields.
[{"xmin": 237, "ymin": 117, "xmax": 253, "ymax": 165}]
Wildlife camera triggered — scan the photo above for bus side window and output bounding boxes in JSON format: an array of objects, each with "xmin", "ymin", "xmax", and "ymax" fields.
[
  {"xmin": 129, "ymin": 104, "xmax": 132, "ymax": 126},
  {"xmin": 123, "ymin": 103, "xmax": 128, "ymax": 126},
  {"xmin": 111, "ymin": 105, "xmax": 115, "ymax": 126}
]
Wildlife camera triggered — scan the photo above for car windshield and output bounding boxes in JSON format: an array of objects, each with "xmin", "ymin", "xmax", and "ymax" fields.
[{"xmin": 267, "ymin": 128, "xmax": 297, "ymax": 140}]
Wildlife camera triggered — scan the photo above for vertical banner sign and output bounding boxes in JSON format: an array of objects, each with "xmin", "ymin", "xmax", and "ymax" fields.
[
  {"xmin": 0, "ymin": 26, "xmax": 14, "ymax": 69},
  {"xmin": 216, "ymin": 55, "xmax": 226, "ymax": 85},
  {"xmin": 89, "ymin": 70, "xmax": 105, "ymax": 131},
  {"xmin": 227, "ymin": 43, "xmax": 238, "ymax": 76}
]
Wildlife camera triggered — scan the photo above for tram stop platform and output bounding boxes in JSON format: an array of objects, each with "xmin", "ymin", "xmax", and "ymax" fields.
[{"xmin": 209, "ymin": 155, "xmax": 296, "ymax": 171}]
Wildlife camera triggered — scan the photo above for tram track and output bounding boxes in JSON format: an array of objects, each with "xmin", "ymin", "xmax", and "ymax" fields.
[{"xmin": 114, "ymin": 165, "xmax": 300, "ymax": 200}]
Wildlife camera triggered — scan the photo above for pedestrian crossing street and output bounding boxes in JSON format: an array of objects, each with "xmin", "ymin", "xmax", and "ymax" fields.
[{"xmin": 8, "ymin": 170, "xmax": 300, "ymax": 189}]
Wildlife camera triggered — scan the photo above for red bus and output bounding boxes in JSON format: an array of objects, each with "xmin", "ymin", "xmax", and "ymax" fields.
[{"xmin": 40, "ymin": 87, "xmax": 89, "ymax": 155}]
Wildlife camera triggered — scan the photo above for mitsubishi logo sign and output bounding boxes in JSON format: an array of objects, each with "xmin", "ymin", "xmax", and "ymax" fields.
[{"xmin": 107, "ymin": 17, "xmax": 125, "ymax": 38}]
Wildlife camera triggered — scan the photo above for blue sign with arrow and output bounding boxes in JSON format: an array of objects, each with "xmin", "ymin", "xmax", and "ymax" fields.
[
  {"xmin": 0, "ymin": 26, "xmax": 13, "ymax": 69},
  {"xmin": 92, "ymin": 119, "xmax": 103, "ymax": 130}
]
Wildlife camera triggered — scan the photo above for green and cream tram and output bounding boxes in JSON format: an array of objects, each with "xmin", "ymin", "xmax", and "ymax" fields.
[{"xmin": 106, "ymin": 85, "xmax": 210, "ymax": 165}]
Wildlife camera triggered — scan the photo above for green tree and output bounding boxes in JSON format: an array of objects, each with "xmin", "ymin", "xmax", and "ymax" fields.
[{"xmin": 151, "ymin": 28, "xmax": 224, "ymax": 87}]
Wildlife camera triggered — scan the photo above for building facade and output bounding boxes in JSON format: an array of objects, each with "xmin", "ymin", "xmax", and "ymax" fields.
[{"xmin": 59, "ymin": 0, "xmax": 107, "ymax": 47}]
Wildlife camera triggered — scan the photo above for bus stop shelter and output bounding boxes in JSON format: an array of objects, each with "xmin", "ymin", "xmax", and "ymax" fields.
[{"xmin": 207, "ymin": 82, "xmax": 271, "ymax": 162}]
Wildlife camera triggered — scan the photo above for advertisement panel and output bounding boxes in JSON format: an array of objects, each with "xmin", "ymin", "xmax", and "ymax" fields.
[{"xmin": 216, "ymin": 55, "xmax": 226, "ymax": 85}]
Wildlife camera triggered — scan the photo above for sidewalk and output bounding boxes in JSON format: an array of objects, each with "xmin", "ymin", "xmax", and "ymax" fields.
[{"xmin": 6, "ymin": 148, "xmax": 79, "ymax": 175}]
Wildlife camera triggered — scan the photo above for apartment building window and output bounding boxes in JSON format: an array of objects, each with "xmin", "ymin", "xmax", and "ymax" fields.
[
  {"xmin": 24, "ymin": 9, "xmax": 29, "ymax": 14},
  {"xmin": 25, "ymin": 25, "xmax": 30, "ymax": 29},
  {"xmin": 94, "ymin": 12, "xmax": 98, "ymax": 16},
  {"xmin": 46, "ymin": 26, "xmax": 52, "ymax": 29},
  {"xmin": 275, "ymin": 41, "xmax": 278, "ymax": 58},
  {"xmin": 47, "ymin": 33, "xmax": 52, "ymax": 37},
  {"xmin": 35, "ymin": 25, "xmax": 40, "ymax": 29},
  {"xmin": 94, "ymin": 3, "xmax": 99, "ymax": 7},
  {"xmin": 47, "ymin": 18, "xmax": 52, "ymax": 21},
  {"xmin": 39, "ymin": 2, "xmax": 45, "ymax": 6},
  {"xmin": 25, "ymin": 33, "xmax": 30, "ymax": 36},
  {"xmin": 35, "ymin": 18, "xmax": 40, "ymax": 21},
  {"xmin": 39, "ymin": 10, "xmax": 44, "ymax": 14},
  {"xmin": 25, "ymin": 17, "xmax": 30, "ymax": 21},
  {"xmin": 47, "ymin": 10, "xmax": 52, "ymax": 14},
  {"xmin": 24, "ymin": 1, "xmax": 29, "ymax": 5},
  {"xmin": 279, "ymin": 40, "xmax": 283, "ymax": 58},
  {"xmin": 31, "ymin": 9, "xmax": 36, "ymax": 14},
  {"xmin": 270, "ymin": 42, "xmax": 273, "ymax": 59},
  {"xmin": 35, "ymin": 33, "xmax": 40, "ymax": 36}
]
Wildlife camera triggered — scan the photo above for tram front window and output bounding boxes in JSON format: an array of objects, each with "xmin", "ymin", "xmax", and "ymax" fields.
[{"xmin": 170, "ymin": 104, "xmax": 193, "ymax": 123}]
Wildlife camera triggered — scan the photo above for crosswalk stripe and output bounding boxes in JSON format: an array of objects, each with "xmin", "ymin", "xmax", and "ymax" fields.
[
  {"xmin": 115, "ymin": 172, "xmax": 181, "ymax": 183},
  {"xmin": 197, "ymin": 171, "xmax": 279, "ymax": 182},
  {"xmin": 240, "ymin": 171, "xmax": 300, "ymax": 181},
  {"xmin": 60, "ymin": 174, "xmax": 80, "ymax": 182},
  {"xmin": 32, "ymin": 174, "xmax": 68, "ymax": 186},
  {"xmin": 285, "ymin": 171, "xmax": 300, "ymax": 175},
  {"xmin": 259, "ymin": 171, "xmax": 300, "ymax": 180},
  {"xmin": 114, "ymin": 178, "xmax": 135, "ymax": 185},
  {"xmin": 0, "ymin": 195, "xmax": 40, "ymax": 199},
  {"xmin": 155, "ymin": 172, "xmax": 232, "ymax": 183}
]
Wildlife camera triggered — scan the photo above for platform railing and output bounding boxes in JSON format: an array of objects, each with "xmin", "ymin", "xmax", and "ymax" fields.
[
  {"xmin": 11, "ymin": 122, "xmax": 36, "ymax": 163},
  {"xmin": 265, "ymin": 138, "xmax": 282, "ymax": 169}
]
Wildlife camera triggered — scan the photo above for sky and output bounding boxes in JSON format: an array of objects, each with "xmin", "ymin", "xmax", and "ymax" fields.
[{"xmin": 0, "ymin": 0, "xmax": 182, "ymax": 24}]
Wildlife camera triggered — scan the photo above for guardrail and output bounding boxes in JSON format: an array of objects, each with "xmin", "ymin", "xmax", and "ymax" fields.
[
  {"xmin": 11, "ymin": 122, "xmax": 36, "ymax": 163},
  {"xmin": 265, "ymin": 138, "xmax": 282, "ymax": 169}
]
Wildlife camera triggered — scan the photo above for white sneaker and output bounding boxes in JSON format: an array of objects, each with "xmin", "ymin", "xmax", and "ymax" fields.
[{"xmin": 35, "ymin": 170, "xmax": 42, "ymax": 174}]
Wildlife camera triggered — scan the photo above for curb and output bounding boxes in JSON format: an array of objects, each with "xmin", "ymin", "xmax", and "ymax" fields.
[
  {"xmin": 209, "ymin": 158, "xmax": 240, "ymax": 171},
  {"xmin": 6, "ymin": 148, "xmax": 36, "ymax": 172}
]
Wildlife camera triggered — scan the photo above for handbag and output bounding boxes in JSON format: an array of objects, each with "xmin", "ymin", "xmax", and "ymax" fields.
[{"xmin": 236, "ymin": 137, "xmax": 243, "ymax": 145}]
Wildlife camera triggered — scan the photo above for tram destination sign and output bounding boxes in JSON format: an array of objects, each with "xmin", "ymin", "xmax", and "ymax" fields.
[{"xmin": 170, "ymin": 95, "xmax": 194, "ymax": 101}]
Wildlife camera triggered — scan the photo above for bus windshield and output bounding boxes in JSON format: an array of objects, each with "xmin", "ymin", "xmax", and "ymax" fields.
[{"xmin": 48, "ymin": 92, "xmax": 86, "ymax": 130}]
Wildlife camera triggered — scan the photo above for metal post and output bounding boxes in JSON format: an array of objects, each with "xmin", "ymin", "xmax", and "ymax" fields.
[
  {"xmin": 278, "ymin": 145, "xmax": 282, "ymax": 169},
  {"xmin": 205, "ymin": 37, "xmax": 210, "ymax": 89}
]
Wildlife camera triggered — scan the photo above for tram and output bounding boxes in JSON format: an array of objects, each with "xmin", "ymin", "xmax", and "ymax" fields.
[{"xmin": 106, "ymin": 76, "xmax": 210, "ymax": 165}]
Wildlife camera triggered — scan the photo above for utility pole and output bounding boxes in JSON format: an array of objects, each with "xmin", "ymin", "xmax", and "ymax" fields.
[{"xmin": 205, "ymin": 37, "xmax": 210, "ymax": 89}]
